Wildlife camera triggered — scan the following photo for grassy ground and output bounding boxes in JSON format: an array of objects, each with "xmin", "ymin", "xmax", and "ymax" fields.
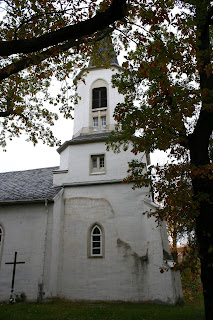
[
  {"xmin": 0, "ymin": 294, "xmax": 204, "ymax": 320},
  {"xmin": 0, "ymin": 268, "xmax": 204, "ymax": 320}
]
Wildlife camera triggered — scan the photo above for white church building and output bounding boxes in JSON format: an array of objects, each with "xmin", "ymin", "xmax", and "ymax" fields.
[{"xmin": 0, "ymin": 45, "xmax": 182, "ymax": 304}]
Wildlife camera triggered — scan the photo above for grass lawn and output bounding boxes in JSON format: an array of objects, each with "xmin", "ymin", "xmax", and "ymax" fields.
[{"xmin": 0, "ymin": 294, "xmax": 204, "ymax": 320}]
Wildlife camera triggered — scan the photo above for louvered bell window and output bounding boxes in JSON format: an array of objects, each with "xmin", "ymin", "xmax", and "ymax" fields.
[{"xmin": 92, "ymin": 87, "xmax": 107, "ymax": 109}]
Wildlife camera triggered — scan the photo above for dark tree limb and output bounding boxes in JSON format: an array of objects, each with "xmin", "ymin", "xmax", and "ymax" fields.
[
  {"xmin": 0, "ymin": 0, "xmax": 127, "ymax": 57},
  {"xmin": 0, "ymin": 39, "xmax": 80, "ymax": 81},
  {"xmin": 0, "ymin": 27, "xmax": 115, "ymax": 82},
  {"xmin": 0, "ymin": 110, "xmax": 13, "ymax": 117}
]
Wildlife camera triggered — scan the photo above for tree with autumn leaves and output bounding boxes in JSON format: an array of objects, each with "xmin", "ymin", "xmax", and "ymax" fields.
[
  {"xmin": 0, "ymin": 0, "xmax": 213, "ymax": 319},
  {"xmin": 0, "ymin": 0, "xmax": 126, "ymax": 148},
  {"xmin": 108, "ymin": 0, "xmax": 213, "ymax": 319}
]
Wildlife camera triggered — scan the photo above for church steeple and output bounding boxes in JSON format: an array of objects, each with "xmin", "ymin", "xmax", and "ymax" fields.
[
  {"xmin": 72, "ymin": 37, "xmax": 122, "ymax": 138},
  {"xmin": 89, "ymin": 36, "xmax": 119, "ymax": 68}
]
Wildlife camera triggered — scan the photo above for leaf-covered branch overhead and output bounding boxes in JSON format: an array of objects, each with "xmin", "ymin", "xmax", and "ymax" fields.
[
  {"xmin": 107, "ymin": 1, "xmax": 213, "ymax": 318},
  {"xmin": 0, "ymin": 0, "xmax": 126, "ymax": 57},
  {"xmin": 0, "ymin": 0, "xmax": 127, "ymax": 147}
]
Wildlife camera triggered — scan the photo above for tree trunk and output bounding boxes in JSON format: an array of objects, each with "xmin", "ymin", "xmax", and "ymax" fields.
[
  {"xmin": 192, "ymin": 2, "xmax": 213, "ymax": 317},
  {"xmin": 190, "ymin": 173, "xmax": 213, "ymax": 320},
  {"xmin": 189, "ymin": 80, "xmax": 213, "ymax": 320}
]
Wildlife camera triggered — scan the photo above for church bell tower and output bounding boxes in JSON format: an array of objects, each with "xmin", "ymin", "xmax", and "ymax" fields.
[
  {"xmin": 51, "ymin": 38, "xmax": 183, "ymax": 304},
  {"xmin": 72, "ymin": 38, "xmax": 123, "ymax": 138}
]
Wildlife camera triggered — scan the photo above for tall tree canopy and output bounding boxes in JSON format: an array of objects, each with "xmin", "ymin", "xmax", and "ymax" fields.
[
  {"xmin": 107, "ymin": 0, "xmax": 213, "ymax": 319},
  {"xmin": 0, "ymin": 0, "xmax": 126, "ymax": 147}
]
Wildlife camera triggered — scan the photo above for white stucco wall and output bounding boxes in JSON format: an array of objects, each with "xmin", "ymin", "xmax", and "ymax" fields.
[
  {"xmin": 0, "ymin": 202, "xmax": 53, "ymax": 301},
  {"xmin": 44, "ymin": 189, "xmax": 65, "ymax": 298},
  {"xmin": 58, "ymin": 147, "xmax": 69, "ymax": 171},
  {"xmin": 54, "ymin": 142, "xmax": 146, "ymax": 186},
  {"xmin": 55, "ymin": 184, "xmax": 181, "ymax": 304},
  {"xmin": 0, "ymin": 187, "xmax": 182, "ymax": 304}
]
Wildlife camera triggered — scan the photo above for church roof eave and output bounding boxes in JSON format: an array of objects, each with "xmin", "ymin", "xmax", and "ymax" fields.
[
  {"xmin": 57, "ymin": 132, "xmax": 111, "ymax": 154},
  {"xmin": 0, "ymin": 198, "xmax": 55, "ymax": 206},
  {"xmin": 74, "ymin": 63, "xmax": 122, "ymax": 83}
]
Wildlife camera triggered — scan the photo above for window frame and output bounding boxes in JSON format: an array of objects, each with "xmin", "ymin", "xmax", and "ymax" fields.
[
  {"xmin": 92, "ymin": 87, "xmax": 107, "ymax": 110},
  {"xmin": 101, "ymin": 116, "xmax": 106, "ymax": 129},
  {"xmin": 88, "ymin": 223, "xmax": 104, "ymax": 258},
  {"xmin": 92, "ymin": 115, "xmax": 107, "ymax": 131},
  {"xmin": 91, "ymin": 225, "xmax": 102, "ymax": 256},
  {"xmin": 93, "ymin": 117, "xmax": 99, "ymax": 129},
  {"xmin": 90, "ymin": 80, "xmax": 109, "ymax": 133},
  {"xmin": 90, "ymin": 154, "xmax": 105, "ymax": 175}
]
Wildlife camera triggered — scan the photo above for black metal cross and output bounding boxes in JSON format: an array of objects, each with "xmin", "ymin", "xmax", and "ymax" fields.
[{"xmin": 5, "ymin": 251, "xmax": 25, "ymax": 303}]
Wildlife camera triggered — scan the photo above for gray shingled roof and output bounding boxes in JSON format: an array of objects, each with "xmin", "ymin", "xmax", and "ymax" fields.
[
  {"xmin": 57, "ymin": 132, "xmax": 111, "ymax": 153},
  {"xmin": 0, "ymin": 167, "xmax": 61, "ymax": 203}
]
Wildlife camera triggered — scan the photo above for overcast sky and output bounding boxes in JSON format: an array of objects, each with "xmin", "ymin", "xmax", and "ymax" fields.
[
  {"xmin": 0, "ymin": 114, "xmax": 167, "ymax": 173},
  {"xmin": 0, "ymin": 115, "xmax": 74, "ymax": 172}
]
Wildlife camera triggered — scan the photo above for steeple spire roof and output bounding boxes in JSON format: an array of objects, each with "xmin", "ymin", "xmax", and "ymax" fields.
[{"xmin": 89, "ymin": 36, "xmax": 119, "ymax": 67}]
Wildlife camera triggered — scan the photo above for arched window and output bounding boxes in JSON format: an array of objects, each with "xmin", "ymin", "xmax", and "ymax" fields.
[
  {"xmin": 90, "ymin": 224, "xmax": 104, "ymax": 257},
  {"xmin": 90, "ymin": 80, "xmax": 108, "ymax": 132}
]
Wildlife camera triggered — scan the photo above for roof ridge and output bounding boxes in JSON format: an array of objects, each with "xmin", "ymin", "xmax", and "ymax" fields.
[{"xmin": 0, "ymin": 166, "xmax": 59, "ymax": 175}]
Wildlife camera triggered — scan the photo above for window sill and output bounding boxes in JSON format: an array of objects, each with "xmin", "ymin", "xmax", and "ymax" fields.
[
  {"xmin": 92, "ymin": 107, "xmax": 107, "ymax": 112},
  {"xmin": 93, "ymin": 127, "xmax": 106, "ymax": 131},
  {"xmin": 53, "ymin": 169, "xmax": 68, "ymax": 174},
  {"xmin": 90, "ymin": 172, "xmax": 105, "ymax": 175},
  {"xmin": 88, "ymin": 255, "xmax": 104, "ymax": 259}
]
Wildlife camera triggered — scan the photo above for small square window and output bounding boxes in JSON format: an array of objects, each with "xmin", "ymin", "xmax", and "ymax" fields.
[
  {"xmin": 92, "ymin": 157, "xmax": 97, "ymax": 168},
  {"xmin": 93, "ymin": 117, "xmax": 98, "ymax": 128},
  {"xmin": 91, "ymin": 155, "xmax": 105, "ymax": 174},
  {"xmin": 101, "ymin": 116, "xmax": 106, "ymax": 128},
  {"xmin": 92, "ymin": 115, "xmax": 107, "ymax": 131},
  {"xmin": 100, "ymin": 157, "xmax": 104, "ymax": 168}
]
